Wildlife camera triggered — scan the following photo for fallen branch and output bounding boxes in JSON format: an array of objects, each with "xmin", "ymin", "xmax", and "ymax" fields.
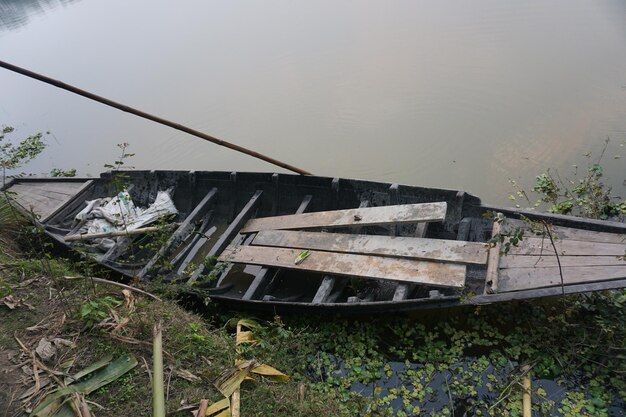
[
  {"xmin": 64, "ymin": 224, "xmax": 177, "ymax": 242},
  {"xmin": 63, "ymin": 276, "xmax": 162, "ymax": 301}
]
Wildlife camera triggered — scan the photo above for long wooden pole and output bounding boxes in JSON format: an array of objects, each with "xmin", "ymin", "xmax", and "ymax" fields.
[{"xmin": 0, "ymin": 59, "xmax": 312, "ymax": 175}]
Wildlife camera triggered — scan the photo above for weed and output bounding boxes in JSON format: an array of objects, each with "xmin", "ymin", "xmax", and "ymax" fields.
[{"xmin": 79, "ymin": 295, "xmax": 122, "ymax": 327}]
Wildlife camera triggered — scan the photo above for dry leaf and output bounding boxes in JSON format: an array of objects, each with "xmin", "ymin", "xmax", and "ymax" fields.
[
  {"xmin": 176, "ymin": 368, "xmax": 201, "ymax": 382},
  {"xmin": 1, "ymin": 295, "xmax": 33, "ymax": 310},
  {"xmin": 35, "ymin": 338, "xmax": 56, "ymax": 361},
  {"xmin": 52, "ymin": 338, "xmax": 75, "ymax": 349}
]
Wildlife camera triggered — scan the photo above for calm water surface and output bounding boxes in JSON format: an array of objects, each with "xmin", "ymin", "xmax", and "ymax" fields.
[{"xmin": 1, "ymin": 0, "xmax": 625, "ymax": 204}]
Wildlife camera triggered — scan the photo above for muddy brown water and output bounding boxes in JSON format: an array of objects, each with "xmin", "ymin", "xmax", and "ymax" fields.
[{"xmin": 1, "ymin": 0, "xmax": 625, "ymax": 205}]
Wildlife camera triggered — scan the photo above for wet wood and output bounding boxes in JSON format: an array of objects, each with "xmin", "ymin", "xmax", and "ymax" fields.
[
  {"xmin": 253, "ymin": 230, "xmax": 488, "ymax": 264},
  {"xmin": 219, "ymin": 246, "xmax": 466, "ymax": 288},
  {"xmin": 240, "ymin": 202, "xmax": 447, "ymax": 233},
  {"xmin": 498, "ymin": 265, "xmax": 626, "ymax": 292}
]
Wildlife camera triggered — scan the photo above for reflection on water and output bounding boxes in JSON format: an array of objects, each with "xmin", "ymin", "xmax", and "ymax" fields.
[{"xmin": 0, "ymin": 0, "xmax": 81, "ymax": 32}]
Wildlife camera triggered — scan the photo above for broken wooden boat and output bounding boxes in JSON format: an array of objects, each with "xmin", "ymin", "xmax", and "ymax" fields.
[{"xmin": 3, "ymin": 171, "xmax": 626, "ymax": 313}]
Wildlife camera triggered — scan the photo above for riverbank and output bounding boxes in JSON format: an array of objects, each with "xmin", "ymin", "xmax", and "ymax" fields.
[{"xmin": 1, "ymin": 242, "xmax": 624, "ymax": 416}]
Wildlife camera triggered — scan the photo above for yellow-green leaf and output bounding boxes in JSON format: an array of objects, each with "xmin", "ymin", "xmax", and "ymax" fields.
[
  {"xmin": 251, "ymin": 364, "xmax": 289, "ymax": 382},
  {"xmin": 205, "ymin": 397, "xmax": 230, "ymax": 416},
  {"xmin": 214, "ymin": 362, "xmax": 254, "ymax": 397}
]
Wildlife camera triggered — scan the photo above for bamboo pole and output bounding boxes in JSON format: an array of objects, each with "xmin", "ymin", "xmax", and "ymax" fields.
[
  {"xmin": 64, "ymin": 224, "xmax": 176, "ymax": 242},
  {"xmin": 153, "ymin": 322, "xmax": 165, "ymax": 417},
  {"xmin": 521, "ymin": 365, "xmax": 531, "ymax": 417},
  {"xmin": 0, "ymin": 59, "xmax": 312, "ymax": 176}
]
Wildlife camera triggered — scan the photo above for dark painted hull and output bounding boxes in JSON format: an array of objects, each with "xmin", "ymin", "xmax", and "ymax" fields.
[{"xmin": 3, "ymin": 171, "xmax": 626, "ymax": 313}]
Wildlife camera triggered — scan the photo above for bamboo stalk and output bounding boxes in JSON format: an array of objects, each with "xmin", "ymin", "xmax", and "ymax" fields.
[
  {"xmin": 231, "ymin": 388, "xmax": 241, "ymax": 417},
  {"xmin": 195, "ymin": 399, "xmax": 208, "ymax": 417},
  {"xmin": 64, "ymin": 224, "xmax": 176, "ymax": 242},
  {"xmin": 521, "ymin": 365, "xmax": 531, "ymax": 417},
  {"xmin": 0, "ymin": 60, "xmax": 312, "ymax": 176},
  {"xmin": 153, "ymin": 322, "xmax": 165, "ymax": 417}
]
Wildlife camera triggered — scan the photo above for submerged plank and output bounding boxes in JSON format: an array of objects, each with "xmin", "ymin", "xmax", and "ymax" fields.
[
  {"xmin": 508, "ymin": 237, "xmax": 626, "ymax": 257},
  {"xmin": 253, "ymin": 230, "xmax": 488, "ymax": 265},
  {"xmin": 240, "ymin": 202, "xmax": 447, "ymax": 233},
  {"xmin": 498, "ymin": 265, "xmax": 626, "ymax": 292},
  {"xmin": 218, "ymin": 245, "xmax": 466, "ymax": 288}
]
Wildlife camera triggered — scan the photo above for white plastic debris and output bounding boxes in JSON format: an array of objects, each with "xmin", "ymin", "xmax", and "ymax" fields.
[{"xmin": 72, "ymin": 190, "xmax": 178, "ymax": 250}]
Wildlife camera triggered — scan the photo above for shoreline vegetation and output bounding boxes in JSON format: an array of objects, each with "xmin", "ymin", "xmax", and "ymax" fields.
[{"xmin": 1, "ymin": 131, "xmax": 625, "ymax": 416}]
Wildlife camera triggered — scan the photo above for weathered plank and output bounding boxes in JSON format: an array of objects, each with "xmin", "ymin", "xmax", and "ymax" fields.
[
  {"xmin": 7, "ymin": 183, "xmax": 85, "ymax": 220},
  {"xmin": 393, "ymin": 222, "xmax": 429, "ymax": 301},
  {"xmin": 500, "ymin": 255, "xmax": 626, "ymax": 268},
  {"xmin": 485, "ymin": 221, "xmax": 502, "ymax": 294},
  {"xmin": 508, "ymin": 237, "xmax": 626, "ymax": 257},
  {"xmin": 240, "ymin": 202, "xmax": 447, "ymax": 233},
  {"xmin": 243, "ymin": 195, "xmax": 313, "ymax": 301},
  {"xmin": 11, "ymin": 182, "xmax": 86, "ymax": 195},
  {"xmin": 312, "ymin": 199, "xmax": 369, "ymax": 305},
  {"xmin": 504, "ymin": 218, "xmax": 626, "ymax": 244},
  {"xmin": 41, "ymin": 180, "xmax": 95, "ymax": 223},
  {"xmin": 137, "ymin": 187, "xmax": 217, "ymax": 278},
  {"xmin": 253, "ymin": 230, "xmax": 488, "ymax": 265},
  {"xmin": 188, "ymin": 190, "xmax": 263, "ymax": 283},
  {"xmin": 218, "ymin": 246, "xmax": 466, "ymax": 288},
  {"xmin": 498, "ymin": 265, "xmax": 626, "ymax": 292}
]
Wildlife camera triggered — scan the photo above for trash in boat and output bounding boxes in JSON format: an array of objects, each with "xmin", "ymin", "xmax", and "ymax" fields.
[{"xmin": 68, "ymin": 190, "xmax": 178, "ymax": 251}]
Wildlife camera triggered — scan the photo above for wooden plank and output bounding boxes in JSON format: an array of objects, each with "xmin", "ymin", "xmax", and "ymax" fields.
[
  {"xmin": 393, "ymin": 222, "xmax": 429, "ymax": 301},
  {"xmin": 508, "ymin": 238, "xmax": 626, "ymax": 256},
  {"xmin": 7, "ymin": 185, "xmax": 75, "ymax": 219},
  {"xmin": 174, "ymin": 226, "xmax": 217, "ymax": 275},
  {"xmin": 498, "ymin": 265, "xmax": 626, "ymax": 292},
  {"xmin": 500, "ymin": 255, "xmax": 626, "ymax": 268},
  {"xmin": 137, "ymin": 187, "xmax": 217, "ymax": 278},
  {"xmin": 504, "ymin": 218, "xmax": 626, "ymax": 244},
  {"xmin": 253, "ymin": 230, "xmax": 488, "ymax": 265},
  {"xmin": 240, "ymin": 202, "xmax": 447, "ymax": 233},
  {"xmin": 10, "ymin": 185, "xmax": 66, "ymax": 203},
  {"xmin": 243, "ymin": 195, "xmax": 312, "ymax": 301},
  {"xmin": 470, "ymin": 278, "xmax": 626, "ymax": 305},
  {"xmin": 480, "ymin": 203, "xmax": 626, "ymax": 233},
  {"xmin": 485, "ymin": 221, "xmax": 502, "ymax": 294},
  {"xmin": 188, "ymin": 190, "xmax": 263, "ymax": 283},
  {"xmin": 218, "ymin": 246, "xmax": 466, "ymax": 288},
  {"xmin": 41, "ymin": 180, "xmax": 94, "ymax": 223},
  {"xmin": 312, "ymin": 199, "xmax": 368, "ymax": 305},
  {"xmin": 10, "ymin": 182, "xmax": 85, "ymax": 195}
]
